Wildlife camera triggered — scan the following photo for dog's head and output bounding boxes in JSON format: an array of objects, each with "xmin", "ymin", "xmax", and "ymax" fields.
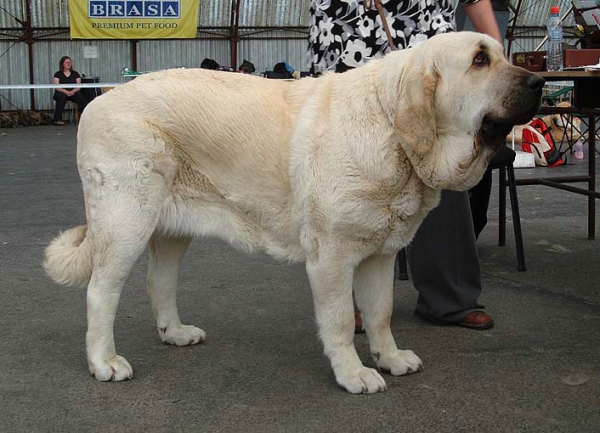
[
  {"xmin": 388, "ymin": 31, "xmax": 544, "ymax": 190},
  {"xmin": 547, "ymin": 102, "xmax": 582, "ymax": 142}
]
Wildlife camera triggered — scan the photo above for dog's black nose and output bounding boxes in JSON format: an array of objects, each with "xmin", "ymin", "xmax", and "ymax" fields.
[{"xmin": 526, "ymin": 74, "xmax": 545, "ymax": 92}]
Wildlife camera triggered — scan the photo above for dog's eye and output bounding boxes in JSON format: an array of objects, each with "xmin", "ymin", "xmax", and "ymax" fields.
[{"xmin": 473, "ymin": 53, "xmax": 488, "ymax": 67}]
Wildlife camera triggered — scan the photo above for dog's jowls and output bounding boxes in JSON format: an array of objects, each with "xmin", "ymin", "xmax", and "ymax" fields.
[
  {"xmin": 506, "ymin": 101, "xmax": 581, "ymax": 145},
  {"xmin": 45, "ymin": 32, "xmax": 543, "ymax": 393}
]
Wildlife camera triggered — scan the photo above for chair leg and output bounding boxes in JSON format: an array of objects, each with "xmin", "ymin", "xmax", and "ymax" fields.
[
  {"xmin": 506, "ymin": 163, "xmax": 526, "ymax": 271},
  {"xmin": 395, "ymin": 248, "xmax": 408, "ymax": 280},
  {"xmin": 498, "ymin": 165, "xmax": 507, "ymax": 247},
  {"xmin": 61, "ymin": 103, "xmax": 69, "ymax": 122}
]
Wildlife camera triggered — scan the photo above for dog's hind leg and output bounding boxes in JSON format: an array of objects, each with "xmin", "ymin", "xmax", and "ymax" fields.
[
  {"xmin": 353, "ymin": 253, "xmax": 423, "ymax": 376},
  {"xmin": 306, "ymin": 251, "xmax": 387, "ymax": 394},
  {"xmin": 147, "ymin": 234, "xmax": 206, "ymax": 346},
  {"xmin": 83, "ymin": 160, "xmax": 168, "ymax": 382}
]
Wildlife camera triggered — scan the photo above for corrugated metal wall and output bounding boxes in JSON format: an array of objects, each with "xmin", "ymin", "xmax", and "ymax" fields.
[
  {"xmin": 1, "ymin": 37, "xmax": 310, "ymax": 111},
  {"xmin": 240, "ymin": 0, "xmax": 309, "ymax": 27},
  {"xmin": 509, "ymin": 0, "xmax": 578, "ymax": 55},
  {"xmin": 199, "ymin": 0, "xmax": 233, "ymax": 27},
  {"xmin": 0, "ymin": 40, "xmax": 30, "ymax": 110},
  {"xmin": 513, "ymin": 0, "xmax": 576, "ymax": 27},
  {"xmin": 0, "ymin": 1, "xmax": 312, "ymax": 111},
  {"xmin": 30, "ymin": 0, "xmax": 70, "ymax": 27},
  {"xmin": 0, "ymin": 0, "xmax": 590, "ymax": 111},
  {"xmin": 8, "ymin": 0, "xmax": 571, "ymax": 29},
  {"xmin": 136, "ymin": 36, "xmax": 310, "ymax": 80},
  {"xmin": 0, "ymin": 0, "xmax": 25, "ymax": 28},
  {"xmin": 0, "ymin": 0, "xmax": 312, "ymax": 28},
  {"xmin": 138, "ymin": 39, "xmax": 231, "ymax": 72},
  {"xmin": 238, "ymin": 37, "xmax": 309, "ymax": 74},
  {"xmin": 510, "ymin": 32, "xmax": 580, "ymax": 55}
]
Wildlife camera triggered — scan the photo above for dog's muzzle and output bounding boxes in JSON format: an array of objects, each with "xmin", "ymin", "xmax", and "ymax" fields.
[{"xmin": 477, "ymin": 72, "xmax": 545, "ymax": 151}]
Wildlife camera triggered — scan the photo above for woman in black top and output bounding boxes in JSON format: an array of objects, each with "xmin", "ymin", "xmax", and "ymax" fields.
[{"xmin": 52, "ymin": 56, "xmax": 88, "ymax": 125}]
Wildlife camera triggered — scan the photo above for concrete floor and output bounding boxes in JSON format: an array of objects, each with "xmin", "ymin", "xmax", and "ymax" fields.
[{"xmin": 1, "ymin": 125, "xmax": 599, "ymax": 432}]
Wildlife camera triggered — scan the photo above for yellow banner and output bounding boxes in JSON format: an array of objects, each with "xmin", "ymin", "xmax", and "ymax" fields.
[{"xmin": 69, "ymin": 0, "xmax": 199, "ymax": 39}]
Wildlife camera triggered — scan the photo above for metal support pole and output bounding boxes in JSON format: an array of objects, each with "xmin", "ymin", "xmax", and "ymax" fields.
[
  {"xmin": 25, "ymin": 0, "xmax": 36, "ymax": 110},
  {"xmin": 588, "ymin": 114, "xmax": 596, "ymax": 239},
  {"xmin": 231, "ymin": 0, "xmax": 241, "ymax": 69},
  {"xmin": 131, "ymin": 40, "xmax": 138, "ymax": 71},
  {"xmin": 505, "ymin": 0, "xmax": 523, "ymax": 56}
]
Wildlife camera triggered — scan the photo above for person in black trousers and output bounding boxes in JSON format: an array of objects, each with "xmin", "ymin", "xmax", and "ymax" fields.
[
  {"xmin": 309, "ymin": 0, "xmax": 502, "ymax": 331},
  {"xmin": 52, "ymin": 56, "xmax": 88, "ymax": 125}
]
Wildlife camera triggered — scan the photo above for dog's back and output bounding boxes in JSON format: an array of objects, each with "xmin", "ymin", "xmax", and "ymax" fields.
[
  {"xmin": 81, "ymin": 69, "xmax": 313, "ymax": 188},
  {"xmin": 75, "ymin": 69, "xmax": 320, "ymax": 260}
]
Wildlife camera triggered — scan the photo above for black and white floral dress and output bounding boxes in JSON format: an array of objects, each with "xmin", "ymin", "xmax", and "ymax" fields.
[{"xmin": 308, "ymin": 0, "xmax": 480, "ymax": 73}]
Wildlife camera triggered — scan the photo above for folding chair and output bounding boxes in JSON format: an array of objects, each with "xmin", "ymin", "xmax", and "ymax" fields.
[
  {"xmin": 492, "ymin": 147, "xmax": 526, "ymax": 271},
  {"xmin": 544, "ymin": 85, "xmax": 600, "ymax": 157},
  {"xmin": 63, "ymin": 101, "xmax": 79, "ymax": 124},
  {"xmin": 395, "ymin": 146, "xmax": 526, "ymax": 278}
]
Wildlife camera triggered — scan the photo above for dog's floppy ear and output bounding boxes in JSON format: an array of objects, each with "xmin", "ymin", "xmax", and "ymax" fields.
[{"xmin": 394, "ymin": 59, "xmax": 439, "ymax": 157}]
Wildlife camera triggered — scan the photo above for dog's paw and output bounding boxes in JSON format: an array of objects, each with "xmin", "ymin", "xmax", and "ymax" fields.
[
  {"xmin": 160, "ymin": 324, "xmax": 206, "ymax": 346},
  {"xmin": 376, "ymin": 349, "xmax": 423, "ymax": 376},
  {"xmin": 89, "ymin": 355, "xmax": 133, "ymax": 381},
  {"xmin": 336, "ymin": 366, "xmax": 387, "ymax": 394}
]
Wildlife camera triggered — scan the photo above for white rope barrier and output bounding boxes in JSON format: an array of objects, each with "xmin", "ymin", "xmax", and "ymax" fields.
[{"xmin": 0, "ymin": 83, "xmax": 123, "ymax": 90}]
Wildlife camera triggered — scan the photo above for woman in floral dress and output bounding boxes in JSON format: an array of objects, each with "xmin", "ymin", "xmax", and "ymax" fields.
[{"xmin": 308, "ymin": 0, "xmax": 503, "ymax": 330}]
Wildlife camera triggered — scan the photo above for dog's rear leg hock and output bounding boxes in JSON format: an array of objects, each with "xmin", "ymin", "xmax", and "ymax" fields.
[
  {"xmin": 306, "ymin": 252, "xmax": 387, "ymax": 394},
  {"xmin": 86, "ymin": 226, "xmax": 155, "ymax": 382},
  {"xmin": 85, "ymin": 165, "xmax": 166, "ymax": 382},
  {"xmin": 353, "ymin": 253, "xmax": 423, "ymax": 376},
  {"xmin": 147, "ymin": 234, "xmax": 205, "ymax": 346}
]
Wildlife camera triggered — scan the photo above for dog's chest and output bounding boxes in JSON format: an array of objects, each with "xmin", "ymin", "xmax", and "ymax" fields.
[
  {"xmin": 352, "ymin": 173, "xmax": 437, "ymax": 254},
  {"xmin": 383, "ymin": 193, "xmax": 433, "ymax": 252}
]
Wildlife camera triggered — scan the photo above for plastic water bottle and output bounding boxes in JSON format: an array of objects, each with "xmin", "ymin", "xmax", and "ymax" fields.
[
  {"xmin": 546, "ymin": 6, "xmax": 563, "ymax": 71},
  {"xmin": 574, "ymin": 138, "xmax": 584, "ymax": 160}
]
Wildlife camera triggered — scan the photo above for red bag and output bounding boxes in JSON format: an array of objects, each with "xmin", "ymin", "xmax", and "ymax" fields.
[{"xmin": 521, "ymin": 118, "xmax": 565, "ymax": 167}]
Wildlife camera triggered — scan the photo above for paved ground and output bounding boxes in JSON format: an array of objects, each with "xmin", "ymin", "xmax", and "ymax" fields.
[{"xmin": 1, "ymin": 125, "xmax": 599, "ymax": 433}]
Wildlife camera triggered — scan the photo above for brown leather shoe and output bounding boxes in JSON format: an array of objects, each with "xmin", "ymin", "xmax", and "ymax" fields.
[
  {"xmin": 354, "ymin": 311, "xmax": 365, "ymax": 334},
  {"xmin": 457, "ymin": 311, "xmax": 495, "ymax": 330}
]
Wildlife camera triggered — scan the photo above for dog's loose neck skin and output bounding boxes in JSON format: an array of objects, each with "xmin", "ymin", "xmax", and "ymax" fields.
[
  {"xmin": 288, "ymin": 60, "xmax": 443, "ymax": 257},
  {"xmin": 315, "ymin": 51, "xmax": 461, "ymax": 195},
  {"xmin": 371, "ymin": 48, "xmax": 491, "ymax": 192}
]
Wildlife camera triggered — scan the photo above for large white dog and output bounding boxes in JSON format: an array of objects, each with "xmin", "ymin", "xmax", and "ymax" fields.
[{"xmin": 45, "ymin": 32, "xmax": 544, "ymax": 394}]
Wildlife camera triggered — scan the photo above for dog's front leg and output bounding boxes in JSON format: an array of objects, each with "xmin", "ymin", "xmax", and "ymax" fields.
[
  {"xmin": 306, "ymin": 252, "xmax": 387, "ymax": 394},
  {"xmin": 353, "ymin": 253, "xmax": 423, "ymax": 376}
]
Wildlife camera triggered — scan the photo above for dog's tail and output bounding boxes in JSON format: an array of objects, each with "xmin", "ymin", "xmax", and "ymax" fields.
[{"xmin": 44, "ymin": 225, "xmax": 93, "ymax": 288}]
